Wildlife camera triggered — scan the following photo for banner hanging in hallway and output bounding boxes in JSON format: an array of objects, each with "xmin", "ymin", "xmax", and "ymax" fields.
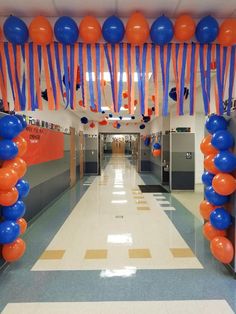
[{"xmin": 21, "ymin": 126, "xmax": 64, "ymax": 166}]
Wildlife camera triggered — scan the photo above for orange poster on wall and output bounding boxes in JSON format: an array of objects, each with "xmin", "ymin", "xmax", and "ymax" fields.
[{"xmin": 21, "ymin": 125, "xmax": 64, "ymax": 166}]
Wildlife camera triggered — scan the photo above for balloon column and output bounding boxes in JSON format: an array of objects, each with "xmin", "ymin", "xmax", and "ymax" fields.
[
  {"xmin": 0, "ymin": 115, "xmax": 29, "ymax": 263},
  {"xmin": 200, "ymin": 114, "xmax": 235, "ymax": 264}
]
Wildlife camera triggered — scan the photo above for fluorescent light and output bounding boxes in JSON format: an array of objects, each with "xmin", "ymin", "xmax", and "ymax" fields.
[
  {"xmin": 114, "ymin": 185, "xmax": 124, "ymax": 188},
  {"xmin": 101, "ymin": 106, "xmax": 110, "ymax": 111},
  {"xmin": 108, "ymin": 117, "xmax": 131, "ymax": 121}
]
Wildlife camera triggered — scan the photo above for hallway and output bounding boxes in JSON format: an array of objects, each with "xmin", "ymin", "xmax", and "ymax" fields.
[{"xmin": 0, "ymin": 156, "xmax": 235, "ymax": 313}]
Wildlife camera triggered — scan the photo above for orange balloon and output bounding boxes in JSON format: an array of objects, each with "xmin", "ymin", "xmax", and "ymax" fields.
[
  {"xmin": 199, "ymin": 200, "xmax": 216, "ymax": 220},
  {"xmin": 203, "ymin": 222, "xmax": 227, "ymax": 241},
  {"xmin": 123, "ymin": 91, "xmax": 128, "ymax": 98},
  {"xmin": 218, "ymin": 19, "xmax": 236, "ymax": 46},
  {"xmin": 29, "ymin": 16, "xmax": 53, "ymax": 44},
  {"xmin": 17, "ymin": 218, "xmax": 27, "ymax": 235},
  {"xmin": 200, "ymin": 135, "xmax": 218, "ymax": 155},
  {"xmin": 134, "ymin": 99, "xmax": 138, "ymax": 106},
  {"xmin": 0, "ymin": 168, "xmax": 18, "ymax": 190},
  {"xmin": 3, "ymin": 157, "xmax": 27, "ymax": 178},
  {"xmin": 0, "ymin": 187, "xmax": 18, "ymax": 206},
  {"xmin": 148, "ymin": 108, "xmax": 153, "ymax": 116},
  {"xmin": 79, "ymin": 16, "xmax": 101, "ymax": 43},
  {"xmin": 2, "ymin": 238, "xmax": 26, "ymax": 262},
  {"xmin": 126, "ymin": 12, "xmax": 149, "ymax": 44},
  {"xmin": 204, "ymin": 154, "xmax": 219, "ymax": 174},
  {"xmin": 212, "ymin": 173, "xmax": 236, "ymax": 196},
  {"xmin": 210, "ymin": 236, "xmax": 234, "ymax": 264},
  {"xmin": 174, "ymin": 15, "xmax": 196, "ymax": 41},
  {"xmin": 13, "ymin": 136, "xmax": 27, "ymax": 157},
  {"xmin": 153, "ymin": 149, "xmax": 161, "ymax": 157}
]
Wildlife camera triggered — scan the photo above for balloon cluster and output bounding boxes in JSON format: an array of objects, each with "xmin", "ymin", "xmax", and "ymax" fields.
[
  {"xmin": 152, "ymin": 142, "xmax": 161, "ymax": 157},
  {"xmin": 200, "ymin": 114, "xmax": 236, "ymax": 264},
  {"xmin": 0, "ymin": 115, "xmax": 29, "ymax": 263},
  {"xmin": 2, "ymin": 14, "xmax": 236, "ymax": 46}
]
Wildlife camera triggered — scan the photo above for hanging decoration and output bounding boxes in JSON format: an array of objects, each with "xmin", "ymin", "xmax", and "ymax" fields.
[
  {"xmin": 199, "ymin": 114, "xmax": 235, "ymax": 265},
  {"xmin": 0, "ymin": 14, "xmax": 236, "ymax": 116}
]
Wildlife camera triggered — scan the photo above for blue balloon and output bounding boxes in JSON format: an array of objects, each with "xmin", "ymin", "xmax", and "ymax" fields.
[
  {"xmin": 205, "ymin": 186, "xmax": 230, "ymax": 206},
  {"xmin": 109, "ymin": 114, "xmax": 113, "ymax": 118},
  {"xmin": 210, "ymin": 207, "xmax": 231, "ymax": 230},
  {"xmin": 131, "ymin": 116, "xmax": 135, "ymax": 120},
  {"xmin": 150, "ymin": 16, "xmax": 174, "ymax": 45},
  {"xmin": 102, "ymin": 15, "xmax": 125, "ymax": 43},
  {"xmin": 196, "ymin": 15, "xmax": 219, "ymax": 43},
  {"xmin": 16, "ymin": 179, "xmax": 30, "ymax": 199},
  {"xmin": 3, "ymin": 16, "xmax": 28, "ymax": 44},
  {"xmin": 0, "ymin": 140, "xmax": 18, "ymax": 160},
  {"xmin": 211, "ymin": 130, "xmax": 234, "ymax": 151},
  {"xmin": 140, "ymin": 124, "xmax": 145, "ymax": 130},
  {"xmin": 81, "ymin": 117, "xmax": 88, "ymax": 124},
  {"xmin": 15, "ymin": 114, "xmax": 27, "ymax": 129},
  {"xmin": 143, "ymin": 116, "xmax": 151, "ymax": 123},
  {"xmin": 0, "ymin": 115, "xmax": 23, "ymax": 139},
  {"xmin": 205, "ymin": 114, "xmax": 228, "ymax": 134},
  {"xmin": 1, "ymin": 200, "xmax": 26, "ymax": 221},
  {"xmin": 202, "ymin": 171, "xmax": 215, "ymax": 186},
  {"xmin": 54, "ymin": 16, "xmax": 79, "ymax": 44},
  {"xmin": 153, "ymin": 143, "xmax": 161, "ymax": 150},
  {"xmin": 117, "ymin": 123, "xmax": 121, "ymax": 129},
  {"xmin": 0, "ymin": 221, "xmax": 20, "ymax": 244},
  {"xmin": 144, "ymin": 138, "xmax": 150, "ymax": 146},
  {"xmin": 214, "ymin": 151, "xmax": 236, "ymax": 173}
]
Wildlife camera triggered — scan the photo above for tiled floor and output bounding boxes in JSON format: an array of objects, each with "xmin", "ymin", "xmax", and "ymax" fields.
[{"xmin": 0, "ymin": 156, "xmax": 235, "ymax": 314}]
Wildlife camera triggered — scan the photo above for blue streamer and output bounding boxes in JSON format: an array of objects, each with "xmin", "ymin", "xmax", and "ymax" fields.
[
  {"xmin": 227, "ymin": 46, "xmax": 235, "ymax": 116},
  {"xmin": 127, "ymin": 44, "xmax": 132, "ymax": 108},
  {"xmin": 104, "ymin": 44, "xmax": 116, "ymax": 109},
  {"xmin": 12, "ymin": 44, "xmax": 24, "ymax": 110},
  {"xmin": 216, "ymin": 45, "xmax": 223, "ymax": 115},
  {"xmin": 54, "ymin": 42, "xmax": 64, "ymax": 101},
  {"xmin": 62, "ymin": 44, "xmax": 70, "ymax": 108},
  {"xmin": 20, "ymin": 45, "xmax": 26, "ymax": 110},
  {"xmin": 135, "ymin": 46, "xmax": 142, "ymax": 109},
  {"xmin": 141, "ymin": 44, "xmax": 147, "ymax": 115},
  {"xmin": 189, "ymin": 43, "xmax": 196, "ymax": 115},
  {"xmin": 111, "ymin": 44, "xmax": 117, "ymax": 112},
  {"xmin": 95, "ymin": 44, "xmax": 101, "ymax": 112},
  {"xmin": 160, "ymin": 45, "xmax": 165, "ymax": 92},
  {"xmin": 47, "ymin": 44, "xmax": 57, "ymax": 109},
  {"xmin": 69, "ymin": 44, "xmax": 75, "ymax": 109},
  {"xmin": 87, "ymin": 44, "xmax": 95, "ymax": 109},
  {"xmin": 206, "ymin": 44, "xmax": 212, "ymax": 107},
  {"xmin": 29, "ymin": 43, "xmax": 36, "ymax": 110},
  {"xmin": 118, "ymin": 43, "xmax": 123, "ymax": 112},
  {"xmin": 162, "ymin": 44, "xmax": 172, "ymax": 116},
  {"xmin": 4, "ymin": 43, "xmax": 15, "ymax": 101},
  {"xmin": 179, "ymin": 43, "xmax": 187, "ymax": 115},
  {"xmin": 79, "ymin": 43, "xmax": 85, "ymax": 106},
  {"xmin": 199, "ymin": 44, "xmax": 209, "ymax": 114}
]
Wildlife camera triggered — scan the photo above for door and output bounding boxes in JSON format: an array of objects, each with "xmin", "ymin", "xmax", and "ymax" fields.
[
  {"xmin": 79, "ymin": 131, "xmax": 84, "ymax": 179},
  {"xmin": 112, "ymin": 139, "xmax": 125, "ymax": 154},
  {"xmin": 70, "ymin": 127, "xmax": 76, "ymax": 187}
]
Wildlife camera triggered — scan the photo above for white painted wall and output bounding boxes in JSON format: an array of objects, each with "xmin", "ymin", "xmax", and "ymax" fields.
[{"xmin": 18, "ymin": 104, "xmax": 84, "ymax": 134}]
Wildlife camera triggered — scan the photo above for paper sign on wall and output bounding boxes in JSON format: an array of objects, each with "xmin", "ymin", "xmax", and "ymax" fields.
[{"xmin": 21, "ymin": 125, "xmax": 64, "ymax": 166}]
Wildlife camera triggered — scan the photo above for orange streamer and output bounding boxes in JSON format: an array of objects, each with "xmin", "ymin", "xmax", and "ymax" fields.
[
  {"xmin": 154, "ymin": 45, "xmax": 160, "ymax": 116},
  {"xmin": 73, "ymin": 43, "xmax": 79, "ymax": 110},
  {"xmin": 0, "ymin": 43, "xmax": 8, "ymax": 110},
  {"xmin": 144, "ymin": 44, "xmax": 151, "ymax": 116},
  {"xmin": 82, "ymin": 44, "xmax": 88, "ymax": 109},
  {"xmin": 8, "ymin": 44, "xmax": 20, "ymax": 111},
  {"xmin": 33, "ymin": 44, "xmax": 43, "ymax": 110},
  {"xmin": 42, "ymin": 45, "xmax": 54, "ymax": 110},
  {"xmin": 130, "ymin": 45, "xmax": 135, "ymax": 115}
]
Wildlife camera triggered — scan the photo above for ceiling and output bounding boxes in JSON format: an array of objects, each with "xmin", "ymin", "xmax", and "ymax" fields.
[{"xmin": 0, "ymin": 0, "xmax": 236, "ymax": 18}]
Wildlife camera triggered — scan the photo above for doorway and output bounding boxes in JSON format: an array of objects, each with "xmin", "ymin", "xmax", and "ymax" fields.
[{"xmin": 99, "ymin": 133, "xmax": 140, "ymax": 172}]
